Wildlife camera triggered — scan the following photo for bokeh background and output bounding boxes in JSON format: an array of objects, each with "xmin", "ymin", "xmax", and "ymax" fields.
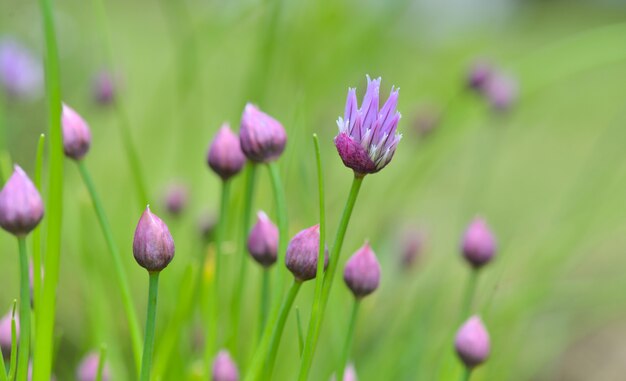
[{"xmin": 2, "ymin": 0, "xmax": 626, "ymax": 380}]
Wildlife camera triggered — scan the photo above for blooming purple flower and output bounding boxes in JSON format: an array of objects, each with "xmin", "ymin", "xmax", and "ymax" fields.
[
  {"xmin": 335, "ymin": 76, "xmax": 402, "ymax": 176},
  {"xmin": 461, "ymin": 217, "xmax": 496, "ymax": 269},
  {"xmin": 239, "ymin": 104, "xmax": 287, "ymax": 163},
  {"xmin": 285, "ymin": 224, "xmax": 328, "ymax": 282},
  {"xmin": 343, "ymin": 242, "xmax": 381, "ymax": 298},
  {"xmin": 208, "ymin": 123, "xmax": 247, "ymax": 181},
  {"xmin": 212, "ymin": 350, "xmax": 239, "ymax": 381},
  {"xmin": 163, "ymin": 182, "xmax": 188, "ymax": 216},
  {"xmin": 247, "ymin": 211, "xmax": 279, "ymax": 267},
  {"xmin": 77, "ymin": 351, "xmax": 111, "ymax": 381},
  {"xmin": 0, "ymin": 38, "xmax": 42, "ymax": 99},
  {"xmin": 133, "ymin": 206, "xmax": 175, "ymax": 272},
  {"xmin": 0, "ymin": 165, "xmax": 44, "ymax": 236},
  {"xmin": 62, "ymin": 103, "xmax": 92, "ymax": 160},
  {"xmin": 0, "ymin": 311, "xmax": 18, "ymax": 358},
  {"xmin": 92, "ymin": 70, "xmax": 115, "ymax": 105},
  {"xmin": 455, "ymin": 315, "xmax": 490, "ymax": 368},
  {"xmin": 483, "ymin": 72, "xmax": 517, "ymax": 111}
]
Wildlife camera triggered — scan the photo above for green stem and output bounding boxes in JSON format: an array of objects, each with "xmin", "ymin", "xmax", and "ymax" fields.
[
  {"xmin": 259, "ymin": 269, "xmax": 270, "ymax": 339},
  {"xmin": 16, "ymin": 237, "xmax": 30, "ymax": 381},
  {"xmin": 460, "ymin": 271, "xmax": 479, "ymax": 323},
  {"xmin": 337, "ymin": 300, "xmax": 360, "ymax": 381},
  {"xmin": 96, "ymin": 345, "xmax": 107, "ymax": 381},
  {"xmin": 77, "ymin": 160, "xmax": 142, "ymax": 372},
  {"xmin": 7, "ymin": 300, "xmax": 17, "ymax": 381},
  {"xmin": 298, "ymin": 175, "xmax": 364, "ymax": 381},
  {"xmin": 266, "ymin": 281, "xmax": 302, "ymax": 379},
  {"xmin": 139, "ymin": 272, "xmax": 160, "ymax": 381},
  {"xmin": 266, "ymin": 162, "xmax": 288, "ymax": 296},
  {"xmin": 228, "ymin": 163, "xmax": 257, "ymax": 354},
  {"xmin": 295, "ymin": 307, "xmax": 304, "ymax": 357},
  {"xmin": 31, "ymin": 134, "xmax": 45, "ymax": 314},
  {"xmin": 461, "ymin": 367, "xmax": 472, "ymax": 381}
]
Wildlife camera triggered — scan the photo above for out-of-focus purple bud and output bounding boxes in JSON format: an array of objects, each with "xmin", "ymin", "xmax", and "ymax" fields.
[
  {"xmin": 77, "ymin": 351, "xmax": 111, "ymax": 381},
  {"xmin": 212, "ymin": 350, "xmax": 239, "ymax": 381},
  {"xmin": 197, "ymin": 211, "xmax": 216, "ymax": 241},
  {"xmin": 461, "ymin": 217, "xmax": 496, "ymax": 269},
  {"xmin": 285, "ymin": 224, "xmax": 328, "ymax": 282},
  {"xmin": 93, "ymin": 71, "xmax": 115, "ymax": 105},
  {"xmin": 400, "ymin": 228, "xmax": 427, "ymax": 269},
  {"xmin": 412, "ymin": 106, "xmax": 440, "ymax": 138},
  {"xmin": 483, "ymin": 73, "xmax": 518, "ymax": 111},
  {"xmin": 455, "ymin": 315, "xmax": 490, "ymax": 368},
  {"xmin": 335, "ymin": 76, "xmax": 402, "ymax": 176},
  {"xmin": 208, "ymin": 124, "xmax": 247, "ymax": 181},
  {"xmin": 329, "ymin": 364, "xmax": 358, "ymax": 381},
  {"xmin": 0, "ymin": 165, "xmax": 44, "ymax": 236},
  {"xmin": 0, "ymin": 38, "xmax": 43, "ymax": 99},
  {"xmin": 61, "ymin": 103, "xmax": 92, "ymax": 160},
  {"xmin": 133, "ymin": 206, "xmax": 175, "ymax": 272},
  {"xmin": 239, "ymin": 104, "xmax": 287, "ymax": 163},
  {"xmin": 163, "ymin": 183, "xmax": 188, "ymax": 216},
  {"xmin": 0, "ymin": 311, "xmax": 18, "ymax": 358},
  {"xmin": 467, "ymin": 61, "xmax": 493, "ymax": 91},
  {"xmin": 343, "ymin": 242, "xmax": 381, "ymax": 298},
  {"xmin": 247, "ymin": 211, "xmax": 279, "ymax": 267}
]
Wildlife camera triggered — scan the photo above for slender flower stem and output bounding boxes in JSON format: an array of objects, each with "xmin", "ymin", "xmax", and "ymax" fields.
[
  {"xmin": 295, "ymin": 307, "xmax": 304, "ymax": 357},
  {"xmin": 77, "ymin": 160, "xmax": 142, "ymax": 371},
  {"xmin": 16, "ymin": 237, "xmax": 30, "ymax": 381},
  {"xmin": 229, "ymin": 163, "xmax": 257, "ymax": 353},
  {"xmin": 265, "ymin": 281, "xmax": 302, "ymax": 379},
  {"xmin": 298, "ymin": 175, "xmax": 364, "ymax": 381},
  {"xmin": 337, "ymin": 300, "xmax": 360, "ymax": 381},
  {"xmin": 7, "ymin": 300, "xmax": 17, "ymax": 381},
  {"xmin": 460, "ymin": 271, "xmax": 479, "ymax": 323},
  {"xmin": 259, "ymin": 269, "xmax": 270, "ymax": 339},
  {"xmin": 461, "ymin": 367, "xmax": 472, "ymax": 381},
  {"xmin": 140, "ymin": 272, "xmax": 160, "ymax": 381},
  {"xmin": 96, "ymin": 345, "xmax": 107, "ymax": 381},
  {"xmin": 31, "ymin": 134, "xmax": 45, "ymax": 313},
  {"xmin": 266, "ymin": 162, "xmax": 288, "ymax": 295}
]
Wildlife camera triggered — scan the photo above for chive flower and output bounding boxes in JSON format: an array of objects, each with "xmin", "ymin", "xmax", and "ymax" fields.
[
  {"xmin": 454, "ymin": 315, "xmax": 490, "ymax": 369},
  {"xmin": 0, "ymin": 165, "xmax": 44, "ymax": 236},
  {"xmin": 330, "ymin": 363, "xmax": 358, "ymax": 381},
  {"xmin": 0, "ymin": 311, "xmax": 18, "ymax": 358},
  {"xmin": 467, "ymin": 61, "xmax": 493, "ymax": 91},
  {"xmin": 212, "ymin": 350, "xmax": 239, "ymax": 381},
  {"xmin": 93, "ymin": 70, "xmax": 115, "ymax": 105},
  {"xmin": 77, "ymin": 351, "xmax": 111, "ymax": 381},
  {"xmin": 285, "ymin": 224, "xmax": 328, "ymax": 282},
  {"xmin": 207, "ymin": 123, "xmax": 247, "ymax": 181},
  {"xmin": 239, "ymin": 104, "xmax": 287, "ymax": 163},
  {"xmin": 247, "ymin": 211, "xmax": 279, "ymax": 267},
  {"xmin": 400, "ymin": 228, "xmax": 426, "ymax": 269},
  {"xmin": 335, "ymin": 75, "xmax": 402, "ymax": 176},
  {"xmin": 343, "ymin": 242, "xmax": 381, "ymax": 298},
  {"xmin": 484, "ymin": 72, "xmax": 518, "ymax": 111},
  {"xmin": 61, "ymin": 103, "xmax": 92, "ymax": 160},
  {"xmin": 133, "ymin": 206, "xmax": 175, "ymax": 272},
  {"xmin": 461, "ymin": 217, "xmax": 496, "ymax": 269},
  {"xmin": 163, "ymin": 183, "xmax": 188, "ymax": 216},
  {"xmin": 0, "ymin": 38, "xmax": 42, "ymax": 99}
]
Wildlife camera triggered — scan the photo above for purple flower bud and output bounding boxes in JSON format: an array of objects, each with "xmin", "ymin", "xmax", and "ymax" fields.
[
  {"xmin": 163, "ymin": 183, "xmax": 188, "ymax": 216},
  {"xmin": 197, "ymin": 211, "xmax": 216, "ymax": 240},
  {"xmin": 454, "ymin": 316, "xmax": 490, "ymax": 368},
  {"xmin": 400, "ymin": 228, "xmax": 427, "ymax": 269},
  {"xmin": 0, "ymin": 38, "xmax": 43, "ymax": 99},
  {"xmin": 0, "ymin": 165, "xmax": 44, "ymax": 236},
  {"xmin": 77, "ymin": 351, "xmax": 111, "ymax": 381},
  {"xmin": 467, "ymin": 61, "xmax": 493, "ymax": 91},
  {"xmin": 247, "ymin": 211, "xmax": 278, "ymax": 267},
  {"xmin": 208, "ymin": 124, "xmax": 247, "ymax": 181},
  {"xmin": 133, "ymin": 206, "xmax": 175, "ymax": 272},
  {"xmin": 483, "ymin": 73, "xmax": 518, "ymax": 111},
  {"xmin": 285, "ymin": 224, "xmax": 328, "ymax": 282},
  {"xmin": 412, "ymin": 105, "xmax": 440, "ymax": 138},
  {"xmin": 335, "ymin": 75, "xmax": 402, "ymax": 176},
  {"xmin": 239, "ymin": 104, "xmax": 287, "ymax": 163},
  {"xmin": 461, "ymin": 217, "xmax": 496, "ymax": 269},
  {"xmin": 329, "ymin": 364, "xmax": 358, "ymax": 381},
  {"xmin": 62, "ymin": 103, "xmax": 92, "ymax": 160},
  {"xmin": 0, "ymin": 311, "xmax": 18, "ymax": 358},
  {"xmin": 343, "ymin": 242, "xmax": 381, "ymax": 298},
  {"xmin": 93, "ymin": 71, "xmax": 115, "ymax": 105},
  {"xmin": 212, "ymin": 350, "xmax": 239, "ymax": 381}
]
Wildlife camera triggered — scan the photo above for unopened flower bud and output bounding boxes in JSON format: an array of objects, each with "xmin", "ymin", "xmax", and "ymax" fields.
[
  {"xmin": 330, "ymin": 363, "xmax": 358, "ymax": 381},
  {"xmin": 285, "ymin": 224, "xmax": 328, "ymax": 282},
  {"xmin": 461, "ymin": 217, "xmax": 496, "ymax": 269},
  {"xmin": 133, "ymin": 206, "xmax": 175, "ymax": 272},
  {"xmin": 212, "ymin": 350, "xmax": 239, "ymax": 381},
  {"xmin": 247, "ymin": 211, "xmax": 278, "ymax": 267},
  {"xmin": 467, "ymin": 61, "xmax": 493, "ymax": 91},
  {"xmin": 208, "ymin": 124, "xmax": 246, "ymax": 181},
  {"xmin": 455, "ymin": 316, "xmax": 490, "ymax": 368},
  {"xmin": 163, "ymin": 183, "xmax": 188, "ymax": 216},
  {"xmin": 61, "ymin": 103, "xmax": 92, "ymax": 160},
  {"xmin": 93, "ymin": 71, "xmax": 115, "ymax": 105},
  {"xmin": 400, "ymin": 228, "xmax": 426, "ymax": 269},
  {"xmin": 484, "ymin": 72, "xmax": 517, "ymax": 111},
  {"xmin": 0, "ymin": 311, "xmax": 18, "ymax": 358},
  {"xmin": 343, "ymin": 242, "xmax": 381, "ymax": 298},
  {"xmin": 239, "ymin": 104, "xmax": 287, "ymax": 163},
  {"xmin": 77, "ymin": 351, "xmax": 111, "ymax": 381},
  {"xmin": 0, "ymin": 165, "xmax": 44, "ymax": 236},
  {"xmin": 0, "ymin": 38, "xmax": 42, "ymax": 99}
]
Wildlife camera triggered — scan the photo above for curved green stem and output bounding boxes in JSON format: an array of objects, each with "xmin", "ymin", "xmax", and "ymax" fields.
[
  {"xmin": 7, "ymin": 300, "xmax": 17, "ymax": 381},
  {"xmin": 266, "ymin": 162, "xmax": 288, "ymax": 295},
  {"xmin": 16, "ymin": 237, "xmax": 30, "ymax": 381},
  {"xmin": 266, "ymin": 281, "xmax": 302, "ymax": 379},
  {"xmin": 139, "ymin": 272, "xmax": 160, "ymax": 381},
  {"xmin": 298, "ymin": 175, "xmax": 363, "ymax": 381},
  {"xmin": 32, "ymin": 134, "xmax": 45, "ymax": 312},
  {"xmin": 77, "ymin": 160, "xmax": 142, "ymax": 372},
  {"xmin": 337, "ymin": 300, "xmax": 360, "ymax": 381},
  {"xmin": 259, "ymin": 269, "xmax": 270, "ymax": 339},
  {"xmin": 461, "ymin": 367, "xmax": 472, "ymax": 381},
  {"xmin": 460, "ymin": 271, "xmax": 479, "ymax": 323}
]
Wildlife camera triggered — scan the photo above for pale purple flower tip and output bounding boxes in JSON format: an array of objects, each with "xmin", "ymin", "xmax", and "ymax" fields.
[
  {"xmin": 208, "ymin": 123, "xmax": 247, "ymax": 180},
  {"xmin": 0, "ymin": 165, "xmax": 44, "ymax": 236},
  {"xmin": 285, "ymin": 224, "xmax": 328, "ymax": 282},
  {"xmin": 467, "ymin": 61, "xmax": 493, "ymax": 91},
  {"xmin": 335, "ymin": 75, "xmax": 402, "ymax": 176},
  {"xmin": 0, "ymin": 38, "xmax": 43, "ymax": 99},
  {"xmin": 455, "ymin": 316, "xmax": 490, "ymax": 368},
  {"xmin": 62, "ymin": 103, "xmax": 92, "ymax": 160},
  {"xmin": 400, "ymin": 229, "xmax": 426, "ymax": 269},
  {"xmin": 133, "ymin": 206, "xmax": 175, "ymax": 272},
  {"xmin": 93, "ymin": 71, "xmax": 115, "ymax": 105},
  {"xmin": 461, "ymin": 217, "xmax": 496, "ymax": 269},
  {"xmin": 247, "ymin": 211, "xmax": 279, "ymax": 267},
  {"xmin": 0, "ymin": 311, "xmax": 18, "ymax": 358},
  {"xmin": 163, "ymin": 183, "xmax": 188, "ymax": 216},
  {"xmin": 239, "ymin": 104, "xmax": 287, "ymax": 163},
  {"xmin": 343, "ymin": 242, "xmax": 381, "ymax": 298},
  {"xmin": 330, "ymin": 363, "xmax": 358, "ymax": 381},
  {"xmin": 483, "ymin": 72, "xmax": 518, "ymax": 111},
  {"xmin": 212, "ymin": 350, "xmax": 239, "ymax": 381},
  {"xmin": 77, "ymin": 351, "xmax": 111, "ymax": 381}
]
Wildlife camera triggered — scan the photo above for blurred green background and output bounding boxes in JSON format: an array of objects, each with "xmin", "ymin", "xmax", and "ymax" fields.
[{"xmin": 2, "ymin": 0, "xmax": 626, "ymax": 380}]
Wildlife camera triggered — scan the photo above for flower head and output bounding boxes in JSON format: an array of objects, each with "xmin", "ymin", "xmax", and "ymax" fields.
[
  {"xmin": 330, "ymin": 363, "xmax": 358, "ymax": 381},
  {"xmin": 208, "ymin": 123, "xmax": 247, "ymax": 180},
  {"xmin": 212, "ymin": 350, "xmax": 239, "ymax": 381},
  {"xmin": 484, "ymin": 72, "xmax": 518, "ymax": 111},
  {"xmin": 461, "ymin": 217, "xmax": 496, "ymax": 269},
  {"xmin": 0, "ymin": 165, "xmax": 44, "ymax": 236},
  {"xmin": 400, "ymin": 228, "xmax": 427, "ymax": 269},
  {"xmin": 343, "ymin": 242, "xmax": 381, "ymax": 298},
  {"xmin": 0, "ymin": 311, "xmax": 18, "ymax": 359},
  {"xmin": 0, "ymin": 38, "xmax": 42, "ymax": 99},
  {"xmin": 77, "ymin": 351, "xmax": 111, "ymax": 381},
  {"xmin": 93, "ymin": 70, "xmax": 115, "ymax": 105},
  {"xmin": 239, "ymin": 104, "xmax": 287, "ymax": 163},
  {"xmin": 163, "ymin": 183, "xmax": 188, "ymax": 216},
  {"xmin": 62, "ymin": 103, "xmax": 92, "ymax": 160},
  {"xmin": 455, "ymin": 316, "xmax": 490, "ymax": 368},
  {"xmin": 247, "ymin": 211, "xmax": 279, "ymax": 267},
  {"xmin": 285, "ymin": 224, "xmax": 328, "ymax": 282},
  {"xmin": 133, "ymin": 206, "xmax": 175, "ymax": 272},
  {"xmin": 467, "ymin": 61, "xmax": 494, "ymax": 91},
  {"xmin": 335, "ymin": 75, "xmax": 402, "ymax": 176}
]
